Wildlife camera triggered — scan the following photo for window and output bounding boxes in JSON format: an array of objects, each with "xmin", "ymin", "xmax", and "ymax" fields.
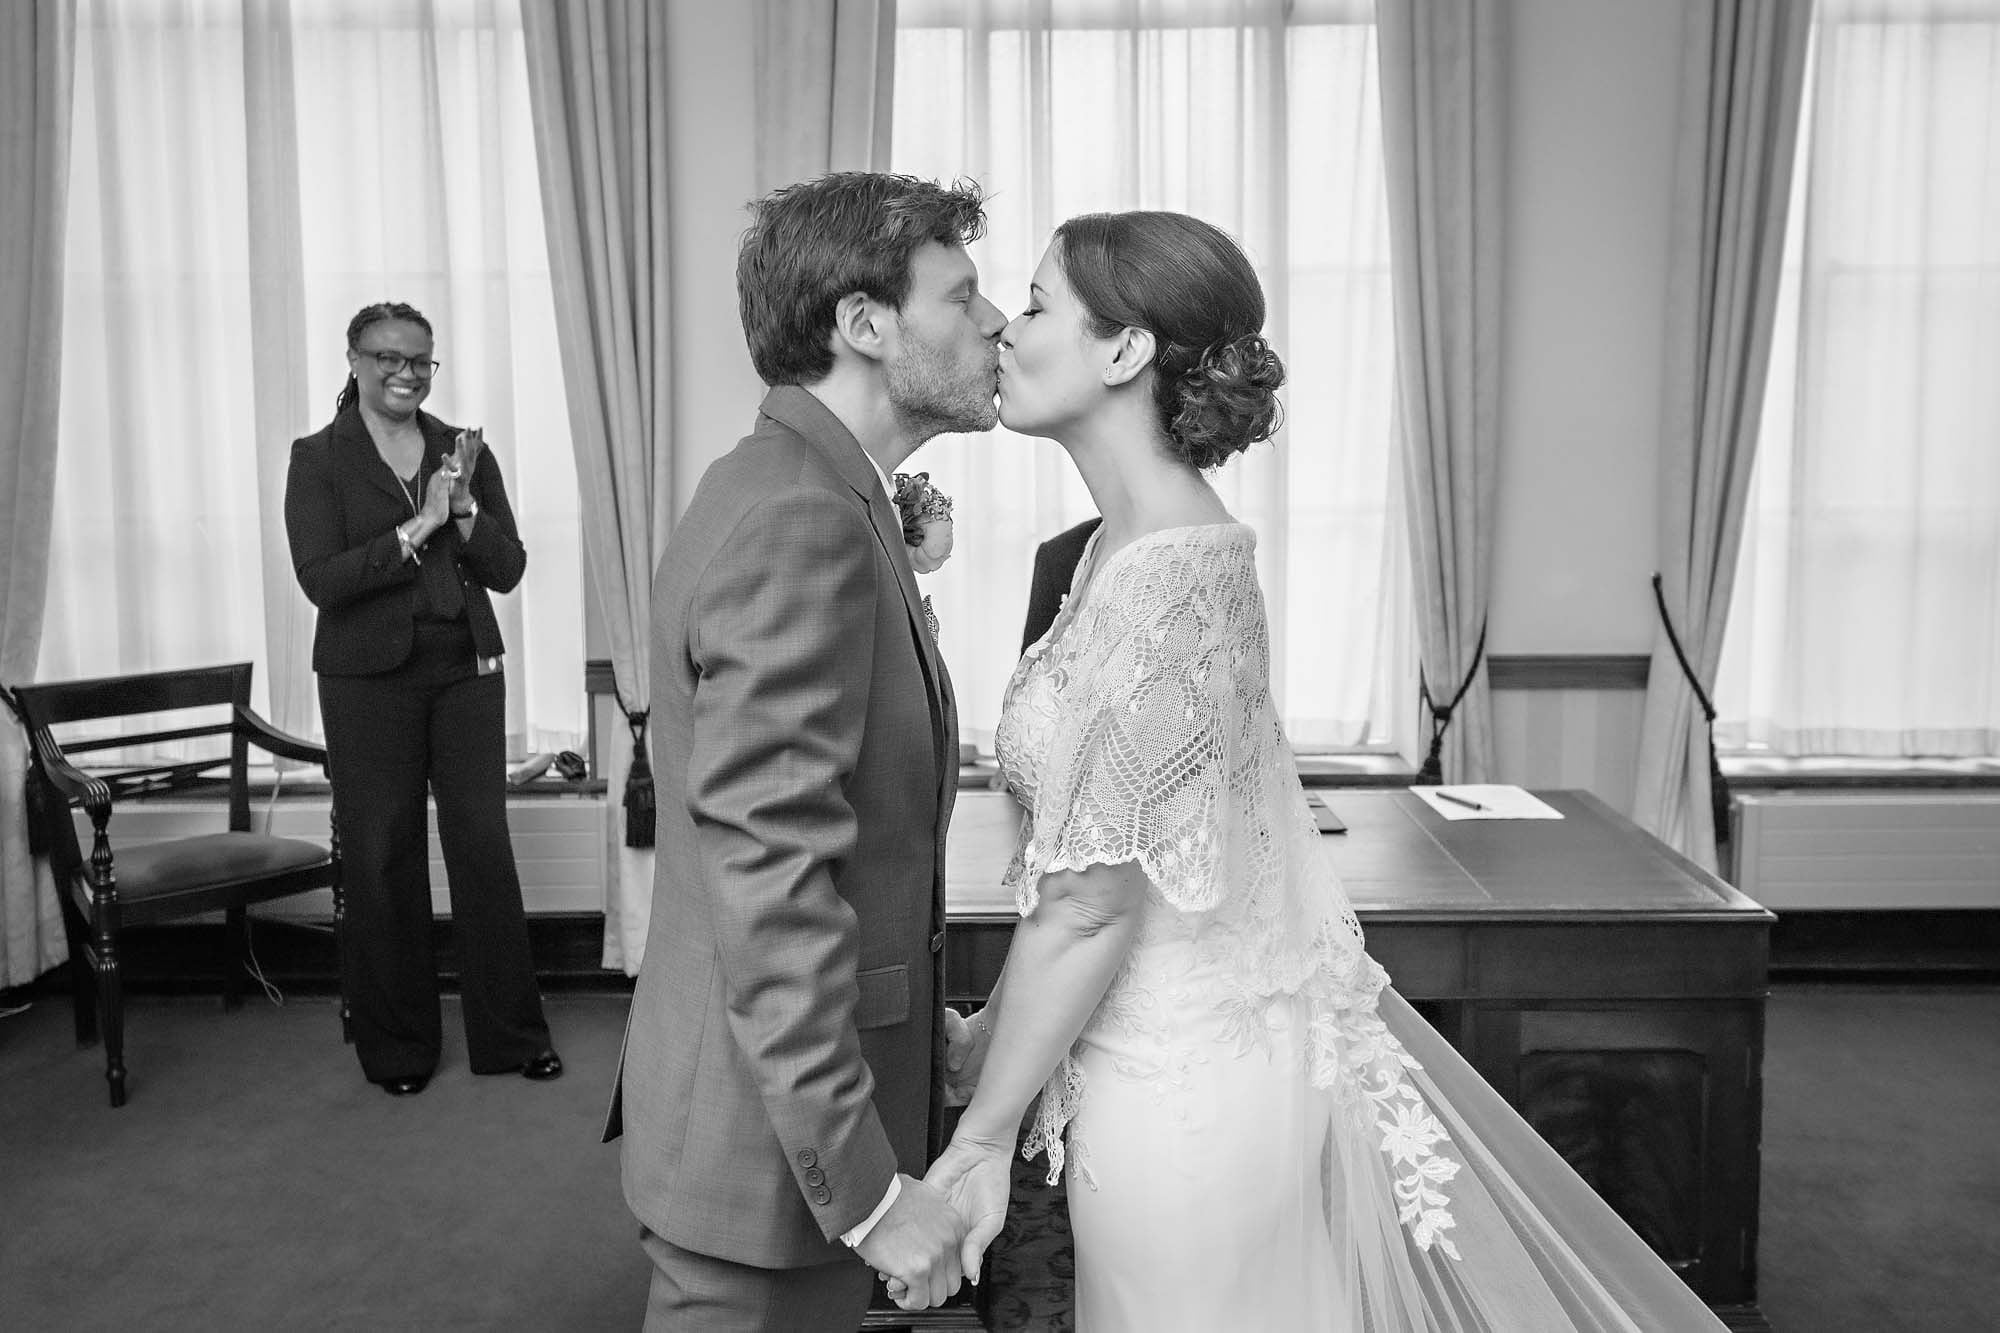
[
  {"xmin": 1717, "ymin": 0, "xmax": 2000, "ymax": 757},
  {"xmin": 892, "ymin": 0, "xmax": 1407, "ymax": 752},
  {"xmin": 43, "ymin": 0, "xmax": 583, "ymax": 757}
]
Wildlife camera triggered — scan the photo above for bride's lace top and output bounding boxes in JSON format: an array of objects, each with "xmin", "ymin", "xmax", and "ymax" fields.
[{"xmin": 994, "ymin": 523, "xmax": 1463, "ymax": 1255}]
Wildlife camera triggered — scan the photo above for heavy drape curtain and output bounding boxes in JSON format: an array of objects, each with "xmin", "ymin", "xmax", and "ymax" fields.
[
  {"xmin": 1375, "ymin": 0, "xmax": 1503, "ymax": 786},
  {"xmin": 1635, "ymin": 0, "xmax": 1811, "ymax": 872},
  {"xmin": 1716, "ymin": 0, "xmax": 2000, "ymax": 760},
  {"xmin": 755, "ymin": 0, "xmax": 898, "ymax": 194},
  {"xmin": 43, "ymin": 0, "xmax": 582, "ymax": 759},
  {"xmin": 893, "ymin": 0, "xmax": 1407, "ymax": 752},
  {"xmin": 521, "ymin": 0, "xmax": 675, "ymax": 975},
  {"xmin": 0, "ymin": 1, "xmax": 75, "ymax": 990}
]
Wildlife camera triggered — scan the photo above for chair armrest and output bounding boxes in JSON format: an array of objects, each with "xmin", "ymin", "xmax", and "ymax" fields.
[
  {"xmin": 235, "ymin": 705, "xmax": 330, "ymax": 768},
  {"xmin": 26, "ymin": 720, "xmax": 114, "ymax": 844},
  {"xmin": 29, "ymin": 727, "xmax": 113, "ymax": 821}
]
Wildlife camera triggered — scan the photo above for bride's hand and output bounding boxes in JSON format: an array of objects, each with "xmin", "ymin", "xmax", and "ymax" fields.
[
  {"xmin": 923, "ymin": 1135, "xmax": 1012, "ymax": 1284},
  {"xmin": 882, "ymin": 1135, "xmax": 1010, "ymax": 1303}
]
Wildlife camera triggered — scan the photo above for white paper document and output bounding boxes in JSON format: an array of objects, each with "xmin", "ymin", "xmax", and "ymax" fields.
[{"xmin": 1411, "ymin": 785, "xmax": 1565, "ymax": 821}]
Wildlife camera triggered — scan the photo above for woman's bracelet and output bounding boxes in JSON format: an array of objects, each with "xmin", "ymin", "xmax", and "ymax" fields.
[
  {"xmin": 395, "ymin": 522, "xmax": 421, "ymax": 563},
  {"xmin": 451, "ymin": 497, "xmax": 479, "ymax": 521}
]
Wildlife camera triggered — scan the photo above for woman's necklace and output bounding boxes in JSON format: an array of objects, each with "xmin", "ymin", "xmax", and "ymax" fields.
[{"xmin": 398, "ymin": 468, "xmax": 421, "ymax": 516}]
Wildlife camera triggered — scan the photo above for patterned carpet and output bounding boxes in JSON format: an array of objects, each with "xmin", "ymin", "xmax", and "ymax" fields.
[{"xmin": 980, "ymin": 1151, "xmax": 1075, "ymax": 1331}]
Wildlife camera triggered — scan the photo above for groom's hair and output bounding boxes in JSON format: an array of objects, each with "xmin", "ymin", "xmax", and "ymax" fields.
[{"xmin": 738, "ymin": 172, "xmax": 987, "ymax": 386}]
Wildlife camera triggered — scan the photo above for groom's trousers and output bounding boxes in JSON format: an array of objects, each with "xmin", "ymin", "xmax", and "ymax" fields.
[{"xmin": 640, "ymin": 1227, "xmax": 874, "ymax": 1332}]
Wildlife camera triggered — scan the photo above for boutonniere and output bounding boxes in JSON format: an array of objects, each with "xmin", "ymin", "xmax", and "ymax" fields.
[{"xmin": 892, "ymin": 471, "xmax": 955, "ymax": 575}]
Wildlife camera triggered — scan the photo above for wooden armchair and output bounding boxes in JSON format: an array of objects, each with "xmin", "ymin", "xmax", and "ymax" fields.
[{"xmin": 6, "ymin": 663, "xmax": 344, "ymax": 1107}]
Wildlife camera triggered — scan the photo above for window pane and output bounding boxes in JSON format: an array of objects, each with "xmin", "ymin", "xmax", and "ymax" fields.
[
  {"xmin": 1718, "ymin": 5, "xmax": 2000, "ymax": 758},
  {"xmin": 892, "ymin": 2, "xmax": 1404, "ymax": 751},
  {"xmin": 47, "ymin": 0, "xmax": 583, "ymax": 757}
]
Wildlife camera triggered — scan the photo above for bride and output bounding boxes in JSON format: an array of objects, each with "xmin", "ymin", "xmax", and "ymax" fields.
[{"xmin": 903, "ymin": 211, "xmax": 1730, "ymax": 1330}]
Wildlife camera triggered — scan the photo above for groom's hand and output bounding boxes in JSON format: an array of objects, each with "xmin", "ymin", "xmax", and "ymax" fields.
[
  {"xmin": 854, "ymin": 1175, "xmax": 966, "ymax": 1311},
  {"xmin": 942, "ymin": 1008, "xmax": 991, "ymax": 1107}
]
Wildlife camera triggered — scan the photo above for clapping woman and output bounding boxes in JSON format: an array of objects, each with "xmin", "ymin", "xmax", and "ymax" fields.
[{"xmin": 284, "ymin": 301, "xmax": 559, "ymax": 1096}]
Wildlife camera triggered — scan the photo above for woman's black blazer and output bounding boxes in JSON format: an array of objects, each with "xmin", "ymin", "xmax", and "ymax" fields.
[{"xmin": 285, "ymin": 404, "xmax": 527, "ymax": 677}]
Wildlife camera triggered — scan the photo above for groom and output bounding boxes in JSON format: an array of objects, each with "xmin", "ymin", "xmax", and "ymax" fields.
[{"xmin": 604, "ymin": 172, "xmax": 1006, "ymax": 1330}]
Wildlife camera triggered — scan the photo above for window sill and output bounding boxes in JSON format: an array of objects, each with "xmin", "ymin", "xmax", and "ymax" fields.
[
  {"xmin": 119, "ymin": 758, "xmax": 1416, "ymax": 803},
  {"xmin": 1722, "ymin": 755, "xmax": 2000, "ymax": 791}
]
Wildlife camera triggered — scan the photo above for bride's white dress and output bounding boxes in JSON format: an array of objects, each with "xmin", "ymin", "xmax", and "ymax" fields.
[{"xmin": 992, "ymin": 523, "xmax": 1728, "ymax": 1332}]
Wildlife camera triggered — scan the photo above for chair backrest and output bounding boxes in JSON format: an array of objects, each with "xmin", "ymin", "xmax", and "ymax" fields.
[{"xmin": 9, "ymin": 663, "xmax": 260, "ymax": 840}]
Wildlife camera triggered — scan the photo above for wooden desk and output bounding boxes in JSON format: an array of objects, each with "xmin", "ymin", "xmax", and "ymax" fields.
[{"xmin": 939, "ymin": 787, "xmax": 1773, "ymax": 1318}]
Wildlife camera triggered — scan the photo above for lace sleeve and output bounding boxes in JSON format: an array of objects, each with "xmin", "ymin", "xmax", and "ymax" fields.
[{"xmin": 1007, "ymin": 537, "xmax": 1268, "ymax": 917}]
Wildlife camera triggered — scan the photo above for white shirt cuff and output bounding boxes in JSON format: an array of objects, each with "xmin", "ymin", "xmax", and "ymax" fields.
[{"xmin": 840, "ymin": 1174, "xmax": 902, "ymax": 1248}]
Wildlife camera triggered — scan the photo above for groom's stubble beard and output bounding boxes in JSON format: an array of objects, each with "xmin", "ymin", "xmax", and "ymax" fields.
[{"xmin": 885, "ymin": 317, "xmax": 1000, "ymax": 443}]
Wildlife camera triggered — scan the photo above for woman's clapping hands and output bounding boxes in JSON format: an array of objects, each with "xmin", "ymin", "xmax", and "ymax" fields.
[
  {"xmin": 419, "ymin": 463, "xmax": 457, "ymax": 526},
  {"xmin": 448, "ymin": 427, "xmax": 484, "ymax": 512}
]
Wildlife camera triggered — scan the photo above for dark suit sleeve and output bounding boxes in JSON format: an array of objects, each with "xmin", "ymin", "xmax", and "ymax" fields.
[
  {"xmin": 1021, "ymin": 540, "xmax": 1064, "ymax": 655},
  {"xmin": 455, "ymin": 444, "xmax": 527, "ymax": 594},
  {"xmin": 1021, "ymin": 517, "xmax": 1100, "ymax": 654},
  {"xmin": 285, "ymin": 438, "xmax": 418, "ymax": 612},
  {"xmin": 683, "ymin": 486, "xmax": 898, "ymax": 1241}
]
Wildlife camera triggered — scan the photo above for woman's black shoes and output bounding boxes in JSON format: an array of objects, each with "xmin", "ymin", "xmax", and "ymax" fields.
[{"xmin": 375, "ymin": 1055, "xmax": 556, "ymax": 1091}]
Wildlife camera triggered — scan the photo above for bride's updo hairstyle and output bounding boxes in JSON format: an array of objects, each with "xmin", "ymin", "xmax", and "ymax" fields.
[{"xmin": 1053, "ymin": 211, "xmax": 1285, "ymax": 470}]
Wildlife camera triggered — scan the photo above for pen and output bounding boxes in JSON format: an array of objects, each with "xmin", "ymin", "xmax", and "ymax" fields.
[{"xmin": 1435, "ymin": 790, "xmax": 1487, "ymax": 812}]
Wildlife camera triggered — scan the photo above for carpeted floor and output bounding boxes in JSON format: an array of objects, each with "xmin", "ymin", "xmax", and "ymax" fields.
[{"xmin": 1, "ymin": 985, "xmax": 1995, "ymax": 1331}]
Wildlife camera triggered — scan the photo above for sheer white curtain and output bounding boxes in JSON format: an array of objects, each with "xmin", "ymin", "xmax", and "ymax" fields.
[
  {"xmin": 43, "ymin": 0, "xmax": 582, "ymax": 756},
  {"xmin": 1716, "ymin": 0, "xmax": 2000, "ymax": 757},
  {"xmin": 892, "ymin": 0, "xmax": 1406, "ymax": 751}
]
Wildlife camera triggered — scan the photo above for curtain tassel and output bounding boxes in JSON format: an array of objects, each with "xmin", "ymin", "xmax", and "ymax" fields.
[
  {"xmin": 1416, "ymin": 621, "xmax": 1488, "ymax": 787},
  {"xmin": 622, "ymin": 708, "xmax": 655, "ymax": 849},
  {"xmin": 1651, "ymin": 572, "xmax": 1731, "ymax": 869}
]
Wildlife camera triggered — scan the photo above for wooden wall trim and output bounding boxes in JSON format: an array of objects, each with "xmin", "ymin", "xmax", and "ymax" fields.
[{"xmin": 1488, "ymin": 654, "xmax": 1650, "ymax": 691}]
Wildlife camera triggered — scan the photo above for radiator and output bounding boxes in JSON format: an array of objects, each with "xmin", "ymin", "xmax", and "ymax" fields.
[
  {"xmin": 69, "ymin": 797, "xmax": 609, "ymax": 917},
  {"xmin": 1733, "ymin": 791, "xmax": 2000, "ymax": 909}
]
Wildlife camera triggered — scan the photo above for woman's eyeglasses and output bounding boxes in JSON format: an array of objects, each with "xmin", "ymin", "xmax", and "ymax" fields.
[{"xmin": 358, "ymin": 349, "xmax": 442, "ymax": 379}]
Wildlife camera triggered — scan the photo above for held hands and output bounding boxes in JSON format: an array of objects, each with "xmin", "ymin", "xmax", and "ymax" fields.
[
  {"xmin": 854, "ymin": 1174, "xmax": 968, "ymax": 1312},
  {"xmin": 884, "ymin": 1133, "xmax": 1012, "ymax": 1306}
]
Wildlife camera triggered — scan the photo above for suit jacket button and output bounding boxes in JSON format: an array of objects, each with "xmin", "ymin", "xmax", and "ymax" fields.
[
  {"xmin": 813, "ymin": 1187, "xmax": 832, "ymax": 1205},
  {"xmin": 929, "ymin": 930, "xmax": 945, "ymax": 953},
  {"xmin": 804, "ymin": 1167, "xmax": 825, "ymax": 1186},
  {"xmin": 797, "ymin": 1149, "xmax": 818, "ymax": 1167}
]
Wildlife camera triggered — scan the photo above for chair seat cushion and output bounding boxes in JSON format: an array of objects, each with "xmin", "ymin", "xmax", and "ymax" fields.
[{"xmin": 103, "ymin": 832, "xmax": 332, "ymax": 907}]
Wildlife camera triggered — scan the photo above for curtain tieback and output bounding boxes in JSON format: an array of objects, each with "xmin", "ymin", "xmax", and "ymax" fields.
[
  {"xmin": 1651, "ymin": 572, "xmax": 1731, "ymax": 866},
  {"xmin": 621, "ymin": 706, "xmax": 655, "ymax": 850},
  {"xmin": 1416, "ymin": 620, "xmax": 1487, "ymax": 786}
]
